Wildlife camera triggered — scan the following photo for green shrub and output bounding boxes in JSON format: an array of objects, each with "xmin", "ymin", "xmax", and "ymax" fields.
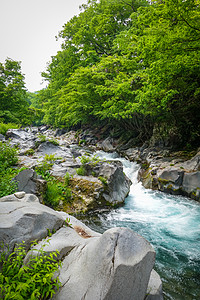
[
  {"xmin": 0, "ymin": 241, "xmax": 61, "ymax": 299},
  {"xmin": 45, "ymin": 181, "xmax": 61, "ymax": 208},
  {"xmin": 0, "ymin": 142, "xmax": 18, "ymax": 197},
  {"xmin": 24, "ymin": 148, "xmax": 35, "ymax": 156},
  {"xmin": 76, "ymin": 166, "xmax": 86, "ymax": 176},
  {"xmin": 0, "ymin": 122, "xmax": 19, "ymax": 136},
  {"xmin": 98, "ymin": 176, "xmax": 107, "ymax": 185},
  {"xmin": 35, "ymin": 154, "xmax": 58, "ymax": 179},
  {"xmin": 0, "ymin": 141, "xmax": 18, "ymax": 169},
  {"xmin": 44, "ymin": 173, "xmax": 72, "ymax": 209},
  {"xmin": 38, "ymin": 134, "xmax": 47, "ymax": 143},
  {"xmin": 0, "ymin": 170, "xmax": 18, "ymax": 198}
]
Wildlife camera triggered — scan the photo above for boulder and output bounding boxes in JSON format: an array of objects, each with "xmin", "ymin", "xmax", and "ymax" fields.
[
  {"xmin": 32, "ymin": 227, "xmax": 155, "ymax": 300},
  {"xmin": 5, "ymin": 128, "xmax": 36, "ymax": 154},
  {"xmin": 146, "ymin": 270, "xmax": 163, "ymax": 300},
  {"xmin": 0, "ymin": 200, "xmax": 64, "ymax": 253},
  {"xmin": 12, "ymin": 169, "xmax": 47, "ymax": 202},
  {"xmin": 0, "ymin": 192, "xmax": 39, "ymax": 203},
  {"xmin": 97, "ymin": 137, "xmax": 115, "ymax": 152},
  {"xmin": 0, "ymin": 195, "xmax": 162, "ymax": 300},
  {"xmin": 182, "ymin": 171, "xmax": 200, "ymax": 200},
  {"xmin": 85, "ymin": 161, "xmax": 132, "ymax": 206}
]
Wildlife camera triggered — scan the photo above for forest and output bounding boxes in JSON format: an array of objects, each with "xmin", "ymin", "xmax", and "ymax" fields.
[{"xmin": 1, "ymin": 0, "xmax": 200, "ymax": 149}]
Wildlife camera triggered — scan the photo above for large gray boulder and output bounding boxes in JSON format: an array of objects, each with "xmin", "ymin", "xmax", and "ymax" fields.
[
  {"xmin": 0, "ymin": 200, "xmax": 64, "ymax": 254},
  {"xmin": 0, "ymin": 195, "xmax": 162, "ymax": 300},
  {"xmin": 85, "ymin": 160, "xmax": 132, "ymax": 205},
  {"xmin": 182, "ymin": 171, "xmax": 200, "ymax": 199},
  {"xmin": 146, "ymin": 270, "xmax": 163, "ymax": 300},
  {"xmin": 31, "ymin": 227, "xmax": 155, "ymax": 300}
]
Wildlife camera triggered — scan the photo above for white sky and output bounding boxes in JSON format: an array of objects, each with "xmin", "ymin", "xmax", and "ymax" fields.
[{"xmin": 0, "ymin": 0, "xmax": 86, "ymax": 92}]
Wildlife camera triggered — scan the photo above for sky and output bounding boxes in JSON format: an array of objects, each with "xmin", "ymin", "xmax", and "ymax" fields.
[{"xmin": 0, "ymin": 0, "xmax": 86, "ymax": 92}]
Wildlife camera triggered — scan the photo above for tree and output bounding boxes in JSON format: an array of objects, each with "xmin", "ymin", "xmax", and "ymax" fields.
[{"xmin": 0, "ymin": 58, "xmax": 31, "ymax": 125}]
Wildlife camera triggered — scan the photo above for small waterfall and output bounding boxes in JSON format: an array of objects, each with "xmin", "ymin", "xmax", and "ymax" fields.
[{"xmin": 87, "ymin": 151, "xmax": 200, "ymax": 299}]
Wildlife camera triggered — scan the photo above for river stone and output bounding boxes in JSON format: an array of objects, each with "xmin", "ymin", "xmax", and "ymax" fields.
[
  {"xmin": 182, "ymin": 171, "xmax": 200, "ymax": 200},
  {"xmin": 0, "ymin": 193, "xmax": 39, "ymax": 203},
  {"xmin": 85, "ymin": 161, "xmax": 132, "ymax": 205},
  {"xmin": 97, "ymin": 137, "xmax": 115, "ymax": 152},
  {"xmin": 12, "ymin": 169, "xmax": 47, "ymax": 202},
  {"xmin": 0, "ymin": 201, "xmax": 64, "ymax": 254},
  {"xmin": 146, "ymin": 269, "xmax": 163, "ymax": 300},
  {"xmin": 157, "ymin": 168, "xmax": 184, "ymax": 185},
  {"xmin": 47, "ymin": 227, "xmax": 155, "ymax": 300}
]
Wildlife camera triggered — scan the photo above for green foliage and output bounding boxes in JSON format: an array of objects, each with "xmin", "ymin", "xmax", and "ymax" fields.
[
  {"xmin": 48, "ymin": 138, "xmax": 59, "ymax": 146},
  {"xmin": 38, "ymin": 134, "xmax": 47, "ymax": 143},
  {"xmin": 65, "ymin": 217, "xmax": 72, "ymax": 227},
  {"xmin": 0, "ymin": 141, "xmax": 18, "ymax": 169},
  {"xmin": 98, "ymin": 176, "xmax": 107, "ymax": 185},
  {"xmin": 30, "ymin": 0, "xmax": 200, "ymax": 148},
  {"xmin": 0, "ymin": 58, "xmax": 32, "ymax": 125},
  {"xmin": 24, "ymin": 148, "xmax": 35, "ymax": 156},
  {"xmin": 80, "ymin": 154, "xmax": 102, "ymax": 166},
  {"xmin": 45, "ymin": 175, "xmax": 72, "ymax": 209},
  {"xmin": 35, "ymin": 154, "xmax": 58, "ymax": 178},
  {"xmin": 0, "ymin": 141, "xmax": 18, "ymax": 197},
  {"xmin": 76, "ymin": 165, "xmax": 86, "ymax": 176},
  {"xmin": 0, "ymin": 241, "xmax": 61, "ymax": 299},
  {"xmin": 0, "ymin": 122, "xmax": 19, "ymax": 135}
]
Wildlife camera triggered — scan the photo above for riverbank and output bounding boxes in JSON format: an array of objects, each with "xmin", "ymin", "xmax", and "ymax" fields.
[{"xmin": 2, "ymin": 125, "xmax": 200, "ymax": 206}]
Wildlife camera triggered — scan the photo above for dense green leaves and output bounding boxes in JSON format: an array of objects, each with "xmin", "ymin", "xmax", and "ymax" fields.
[
  {"xmin": 0, "ymin": 241, "xmax": 61, "ymax": 299},
  {"xmin": 32, "ymin": 0, "xmax": 200, "ymax": 147},
  {"xmin": 0, "ymin": 58, "xmax": 33, "ymax": 125}
]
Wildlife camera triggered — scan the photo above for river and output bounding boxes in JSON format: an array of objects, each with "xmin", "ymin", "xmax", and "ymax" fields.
[{"xmin": 83, "ymin": 151, "xmax": 200, "ymax": 299}]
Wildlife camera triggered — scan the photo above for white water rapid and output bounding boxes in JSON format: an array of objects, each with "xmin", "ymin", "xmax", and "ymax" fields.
[{"xmin": 86, "ymin": 151, "xmax": 200, "ymax": 300}]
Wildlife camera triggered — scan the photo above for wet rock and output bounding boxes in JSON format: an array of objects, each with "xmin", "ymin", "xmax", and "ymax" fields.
[
  {"xmin": 85, "ymin": 160, "xmax": 132, "ymax": 206},
  {"xmin": 146, "ymin": 269, "xmax": 163, "ymax": 300},
  {"xmin": 182, "ymin": 171, "xmax": 200, "ymax": 200},
  {"xmin": 97, "ymin": 137, "xmax": 115, "ymax": 152},
  {"xmin": 138, "ymin": 151, "xmax": 200, "ymax": 201}
]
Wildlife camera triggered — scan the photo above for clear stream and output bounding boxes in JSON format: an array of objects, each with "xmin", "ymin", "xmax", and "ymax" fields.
[{"xmin": 84, "ymin": 151, "xmax": 200, "ymax": 299}]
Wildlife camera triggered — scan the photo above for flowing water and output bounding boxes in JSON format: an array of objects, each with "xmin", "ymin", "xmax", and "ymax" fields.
[{"xmin": 85, "ymin": 151, "xmax": 200, "ymax": 299}]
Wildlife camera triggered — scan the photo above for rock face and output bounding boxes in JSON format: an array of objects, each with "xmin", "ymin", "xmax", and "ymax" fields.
[
  {"xmin": 85, "ymin": 160, "xmax": 132, "ymax": 205},
  {"xmin": 52, "ymin": 227, "xmax": 155, "ymax": 300},
  {"xmin": 0, "ymin": 195, "xmax": 64, "ymax": 253},
  {"xmin": 0, "ymin": 194, "xmax": 163, "ymax": 300},
  {"xmin": 138, "ymin": 151, "xmax": 200, "ymax": 201},
  {"xmin": 12, "ymin": 169, "xmax": 47, "ymax": 202},
  {"xmin": 146, "ymin": 270, "xmax": 163, "ymax": 300}
]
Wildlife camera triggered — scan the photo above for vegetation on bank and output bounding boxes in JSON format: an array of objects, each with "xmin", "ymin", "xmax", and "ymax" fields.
[
  {"xmin": 0, "ymin": 141, "xmax": 18, "ymax": 197},
  {"xmin": 0, "ymin": 241, "xmax": 61, "ymax": 299}
]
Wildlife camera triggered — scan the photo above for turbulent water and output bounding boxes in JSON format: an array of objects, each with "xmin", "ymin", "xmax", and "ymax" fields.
[{"xmin": 85, "ymin": 151, "xmax": 200, "ymax": 299}]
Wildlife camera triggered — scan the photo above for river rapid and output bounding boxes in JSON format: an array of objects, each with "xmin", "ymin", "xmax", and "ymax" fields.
[{"xmin": 84, "ymin": 151, "xmax": 200, "ymax": 299}]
